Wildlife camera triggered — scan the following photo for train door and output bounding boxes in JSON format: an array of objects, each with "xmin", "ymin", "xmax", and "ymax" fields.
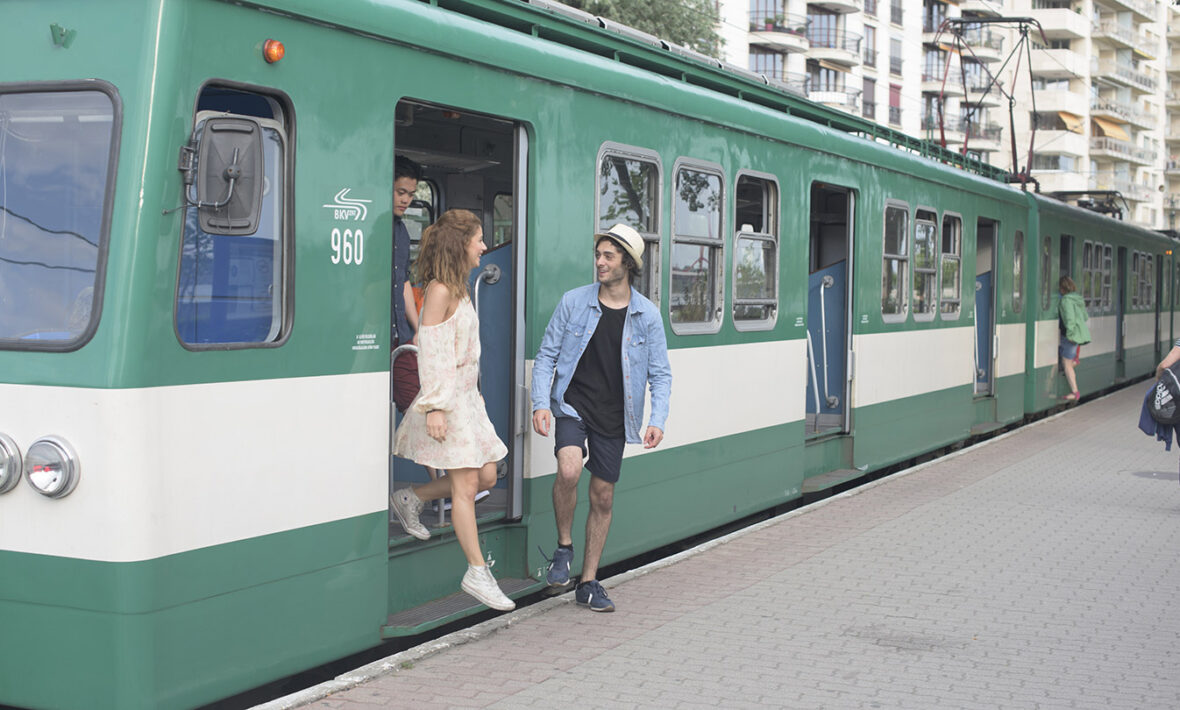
[
  {"xmin": 1116, "ymin": 246, "xmax": 1127, "ymax": 376},
  {"xmin": 1155, "ymin": 255, "xmax": 1164, "ymax": 363},
  {"xmin": 974, "ymin": 219, "xmax": 996, "ymax": 396},
  {"xmin": 390, "ymin": 100, "xmax": 526, "ymax": 540},
  {"xmin": 806, "ymin": 183, "xmax": 853, "ymax": 436}
]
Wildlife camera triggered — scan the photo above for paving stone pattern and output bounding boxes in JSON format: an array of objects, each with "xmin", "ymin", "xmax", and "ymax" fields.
[{"xmin": 291, "ymin": 385, "xmax": 1180, "ymax": 709}]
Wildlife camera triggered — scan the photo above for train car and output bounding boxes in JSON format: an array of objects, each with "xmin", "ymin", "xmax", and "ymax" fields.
[{"xmin": 0, "ymin": 1, "xmax": 1171, "ymax": 708}]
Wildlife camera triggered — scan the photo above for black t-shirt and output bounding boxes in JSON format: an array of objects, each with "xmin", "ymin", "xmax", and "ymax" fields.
[{"xmin": 565, "ymin": 301, "xmax": 627, "ymax": 438}]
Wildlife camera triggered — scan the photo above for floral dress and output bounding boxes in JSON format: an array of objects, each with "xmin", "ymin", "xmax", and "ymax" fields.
[{"xmin": 394, "ymin": 296, "xmax": 507, "ymax": 469}]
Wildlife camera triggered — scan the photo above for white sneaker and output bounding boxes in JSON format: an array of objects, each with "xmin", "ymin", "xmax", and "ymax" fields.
[
  {"xmin": 390, "ymin": 488, "xmax": 430, "ymax": 540},
  {"xmin": 461, "ymin": 565, "xmax": 515, "ymax": 611}
]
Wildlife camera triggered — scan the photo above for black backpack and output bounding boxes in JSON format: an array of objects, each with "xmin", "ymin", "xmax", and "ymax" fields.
[{"xmin": 1150, "ymin": 366, "xmax": 1180, "ymax": 425}]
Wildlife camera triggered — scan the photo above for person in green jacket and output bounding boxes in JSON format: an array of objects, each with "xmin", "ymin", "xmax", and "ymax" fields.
[{"xmin": 1057, "ymin": 276, "xmax": 1091, "ymax": 401}]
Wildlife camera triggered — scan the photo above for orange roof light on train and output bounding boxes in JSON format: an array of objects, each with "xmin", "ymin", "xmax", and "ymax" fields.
[{"xmin": 263, "ymin": 39, "xmax": 285, "ymax": 64}]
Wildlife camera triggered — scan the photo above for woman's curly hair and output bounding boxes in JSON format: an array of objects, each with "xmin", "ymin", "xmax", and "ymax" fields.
[{"xmin": 414, "ymin": 209, "xmax": 481, "ymax": 299}]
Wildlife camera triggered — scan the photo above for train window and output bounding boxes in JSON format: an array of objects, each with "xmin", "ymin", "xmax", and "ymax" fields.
[
  {"xmin": 1081, "ymin": 242, "xmax": 1094, "ymax": 307},
  {"xmin": 1146, "ymin": 254, "xmax": 1155, "ymax": 307},
  {"xmin": 732, "ymin": 173, "xmax": 778, "ymax": 329},
  {"xmin": 670, "ymin": 161, "xmax": 724, "ymax": 332},
  {"xmin": 0, "ymin": 85, "xmax": 119, "ymax": 351},
  {"xmin": 1013, "ymin": 231, "xmax": 1024, "ymax": 314},
  {"xmin": 912, "ymin": 210, "xmax": 937, "ymax": 321},
  {"xmin": 1059, "ymin": 234, "xmax": 1073, "ymax": 280},
  {"xmin": 882, "ymin": 203, "xmax": 909, "ymax": 320},
  {"xmin": 1132, "ymin": 252, "xmax": 1140, "ymax": 307},
  {"xmin": 1040, "ymin": 236, "xmax": 1052, "ymax": 311},
  {"xmin": 403, "ymin": 180, "xmax": 437, "ymax": 264},
  {"xmin": 492, "ymin": 193, "xmax": 512, "ymax": 247},
  {"xmin": 940, "ymin": 214, "xmax": 962, "ymax": 318},
  {"xmin": 176, "ymin": 85, "xmax": 292, "ymax": 346},
  {"xmin": 598, "ymin": 144, "xmax": 661, "ymax": 305},
  {"xmin": 1102, "ymin": 244, "xmax": 1112, "ymax": 310}
]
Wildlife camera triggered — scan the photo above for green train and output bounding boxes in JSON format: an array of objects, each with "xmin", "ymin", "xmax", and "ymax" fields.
[{"xmin": 1, "ymin": 1, "xmax": 1173, "ymax": 708}]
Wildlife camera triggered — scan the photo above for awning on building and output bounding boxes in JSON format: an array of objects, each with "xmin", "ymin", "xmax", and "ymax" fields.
[
  {"xmin": 1092, "ymin": 116, "xmax": 1130, "ymax": 141},
  {"xmin": 1057, "ymin": 111, "xmax": 1085, "ymax": 133}
]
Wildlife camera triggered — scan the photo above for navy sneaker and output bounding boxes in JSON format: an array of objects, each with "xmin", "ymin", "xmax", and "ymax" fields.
[
  {"xmin": 575, "ymin": 579, "xmax": 614, "ymax": 612},
  {"xmin": 545, "ymin": 546, "xmax": 574, "ymax": 588}
]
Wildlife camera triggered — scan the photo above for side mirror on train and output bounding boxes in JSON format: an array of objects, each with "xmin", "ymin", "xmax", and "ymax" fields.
[{"xmin": 193, "ymin": 117, "xmax": 264, "ymax": 235}]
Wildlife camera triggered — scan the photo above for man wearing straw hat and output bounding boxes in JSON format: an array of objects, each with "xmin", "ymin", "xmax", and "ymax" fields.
[{"xmin": 530, "ymin": 223, "xmax": 672, "ymax": 612}]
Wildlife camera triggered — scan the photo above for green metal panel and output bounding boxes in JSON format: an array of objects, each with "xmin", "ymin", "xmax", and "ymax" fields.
[{"xmin": 0, "ymin": 513, "xmax": 387, "ymax": 710}]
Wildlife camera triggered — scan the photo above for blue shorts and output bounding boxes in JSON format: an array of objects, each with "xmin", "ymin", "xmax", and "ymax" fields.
[
  {"xmin": 554, "ymin": 416, "xmax": 625, "ymax": 484},
  {"xmin": 1059, "ymin": 337, "xmax": 1079, "ymax": 361}
]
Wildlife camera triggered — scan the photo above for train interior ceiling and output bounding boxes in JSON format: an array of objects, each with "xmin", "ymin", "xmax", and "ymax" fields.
[
  {"xmin": 390, "ymin": 100, "xmax": 519, "ymax": 537},
  {"xmin": 394, "ymin": 101, "xmax": 516, "ymax": 248}
]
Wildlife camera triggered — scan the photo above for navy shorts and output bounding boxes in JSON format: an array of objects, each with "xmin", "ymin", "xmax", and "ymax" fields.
[{"xmin": 554, "ymin": 416, "xmax": 625, "ymax": 484}]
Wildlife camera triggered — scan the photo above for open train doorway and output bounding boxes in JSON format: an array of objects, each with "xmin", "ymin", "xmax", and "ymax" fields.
[
  {"xmin": 806, "ymin": 183, "xmax": 853, "ymax": 437},
  {"xmin": 389, "ymin": 100, "xmax": 526, "ymax": 542},
  {"xmin": 974, "ymin": 219, "xmax": 997, "ymax": 397}
]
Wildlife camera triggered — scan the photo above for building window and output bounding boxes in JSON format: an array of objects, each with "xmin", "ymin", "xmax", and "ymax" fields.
[
  {"xmin": 732, "ymin": 173, "xmax": 779, "ymax": 329},
  {"xmin": 882, "ymin": 202, "xmax": 909, "ymax": 319},
  {"xmin": 941, "ymin": 214, "xmax": 962, "ymax": 317},
  {"xmin": 670, "ymin": 162, "xmax": 724, "ymax": 331},
  {"xmin": 890, "ymin": 38, "xmax": 903, "ymax": 76},
  {"xmin": 913, "ymin": 209, "xmax": 937, "ymax": 320},
  {"xmin": 598, "ymin": 144, "xmax": 662, "ymax": 304}
]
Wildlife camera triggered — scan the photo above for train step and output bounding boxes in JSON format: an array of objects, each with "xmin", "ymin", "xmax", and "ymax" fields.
[
  {"xmin": 801, "ymin": 468, "xmax": 865, "ymax": 494},
  {"xmin": 970, "ymin": 421, "xmax": 1004, "ymax": 436},
  {"xmin": 381, "ymin": 577, "xmax": 538, "ymax": 637}
]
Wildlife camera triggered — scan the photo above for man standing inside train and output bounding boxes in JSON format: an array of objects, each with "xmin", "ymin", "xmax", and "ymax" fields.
[
  {"xmin": 530, "ymin": 224, "xmax": 672, "ymax": 612},
  {"xmin": 392, "ymin": 155, "xmax": 422, "ymax": 347}
]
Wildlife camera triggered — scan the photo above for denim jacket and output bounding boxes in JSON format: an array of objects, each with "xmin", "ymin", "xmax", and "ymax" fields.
[{"xmin": 531, "ymin": 283, "xmax": 672, "ymax": 444}]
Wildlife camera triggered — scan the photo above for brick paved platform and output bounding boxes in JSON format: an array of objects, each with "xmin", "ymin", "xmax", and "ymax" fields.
[{"xmin": 261, "ymin": 384, "xmax": 1180, "ymax": 709}]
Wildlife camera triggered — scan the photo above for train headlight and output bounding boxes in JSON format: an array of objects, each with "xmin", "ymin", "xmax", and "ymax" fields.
[
  {"xmin": 24, "ymin": 436, "xmax": 80, "ymax": 498},
  {"xmin": 0, "ymin": 433, "xmax": 21, "ymax": 494}
]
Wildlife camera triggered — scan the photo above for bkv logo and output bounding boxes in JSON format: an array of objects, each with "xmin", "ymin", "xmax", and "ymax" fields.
[{"xmin": 323, "ymin": 188, "xmax": 371, "ymax": 221}]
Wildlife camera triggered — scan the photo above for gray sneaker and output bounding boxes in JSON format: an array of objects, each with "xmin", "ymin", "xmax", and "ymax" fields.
[
  {"xmin": 461, "ymin": 565, "xmax": 515, "ymax": 611},
  {"xmin": 545, "ymin": 546, "xmax": 574, "ymax": 587},
  {"xmin": 390, "ymin": 488, "xmax": 429, "ymax": 540}
]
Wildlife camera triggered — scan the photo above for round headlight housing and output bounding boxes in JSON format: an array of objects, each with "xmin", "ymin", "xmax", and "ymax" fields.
[
  {"xmin": 0, "ymin": 433, "xmax": 21, "ymax": 494},
  {"xmin": 25, "ymin": 436, "xmax": 80, "ymax": 498}
]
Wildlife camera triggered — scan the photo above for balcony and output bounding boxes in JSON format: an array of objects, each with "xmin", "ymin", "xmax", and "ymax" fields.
[
  {"xmin": 809, "ymin": 88, "xmax": 861, "ymax": 111},
  {"xmin": 1170, "ymin": 15, "xmax": 1180, "ymax": 39},
  {"xmin": 1091, "ymin": 97, "xmax": 1136, "ymax": 124},
  {"xmin": 1094, "ymin": 59, "xmax": 1158, "ymax": 94},
  {"xmin": 1093, "ymin": 19, "xmax": 1137, "ymax": 50},
  {"xmin": 960, "ymin": 0, "xmax": 1004, "ymax": 17},
  {"xmin": 1169, "ymin": 53, "xmax": 1180, "ymax": 75},
  {"xmin": 922, "ymin": 66, "xmax": 966, "ymax": 96},
  {"xmin": 1092, "ymin": 173, "xmax": 1153, "ymax": 202},
  {"xmin": 1090, "ymin": 136, "xmax": 1154, "ymax": 166},
  {"xmin": 1168, "ymin": 89, "xmax": 1180, "ymax": 108},
  {"xmin": 1100, "ymin": 0, "xmax": 1158, "ymax": 22},
  {"xmin": 957, "ymin": 27, "xmax": 1004, "ymax": 63},
  {"xmin": 965, "ymin": 121, "xmax": 1004, "ymax": 151},
  {"xmin": 1029, "ymin": 7, "xmax": 1092, "ymax": 40},
  {"xmin": 888, "ymin": 105, "xmax": 902, "ymax": 125},
  {"xmin": 890, "ymin": 3, "xmax": 903, "ymax": 25},
  {"xmin": 1036, "ymin": 129, "xmax": 1089, "ymax": 157},
  {"xmin": 1167, "ymin": 160, "xmax": 1180, "ymax": 176},
  {"xmin": 749, "ymin": 13, "xmax": 810, "ymax": 54},
  {"xmin": 760, "ymin": 69, "xmax": 809, "ymax": 97},
  {"xmin": 962, "ymin": 79, "xmax": 1004, "ymax": 107},
  {"xmin": 1168, "ymin": 123, "xmax": 1180, "ymax": 144},
  {"xmin": 863, "ymin": 48, "xmax": 878, "ymax": 70},
  {"xmin": 1030, "ymin": 48, "xmax": 1089, "ymax": 79},
  {"xmin": 863, "ymin": 100, "xmax": 877, "ymax": 120},
  {"xmin": 864, "ymin": 0, "xmax": 877, "ymax": 18},
  {"xmin": 889, "ymin": 55, "xmax": 903, "ymax": 76},
  {"xmin": 1036, "ymin": 89, "xmax": 1089, "ymax": 116},
  {"xmin": 1035, "ymin": 171, "xmax": 1089, "ymax": 195},
  {"xmin": 806, "ymin": 29, "xmax": 862, "ymax": 66},
  {"xmin": 1135, "ymin": 29, "xmax": 1160, "ymax": 61},
  {"xmin": 810, "ymin": 0, "xmax": 863, "ymax": 14},
  {"xmin": 921, "ymin": 113, "xmax": 965, "ymax": 145}
]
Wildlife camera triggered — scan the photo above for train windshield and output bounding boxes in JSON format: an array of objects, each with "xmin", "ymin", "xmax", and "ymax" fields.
[{"xmin": 0, "ymin": 89, "xmax": 115, "ymax": 347}]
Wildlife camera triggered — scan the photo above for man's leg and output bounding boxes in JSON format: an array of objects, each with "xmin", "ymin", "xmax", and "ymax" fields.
[
  {"xmin": 579, "ymin": 474, "xmax": 614, "ymax": 583},
  {"xmin": 552, "ymin": 446, "xmax": 584, "ymax": 546}
]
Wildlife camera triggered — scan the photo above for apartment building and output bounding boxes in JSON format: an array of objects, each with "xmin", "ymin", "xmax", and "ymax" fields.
[{"xmin": 719, "ymin": 0, "xmax": 1174, "ymax": 229}]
